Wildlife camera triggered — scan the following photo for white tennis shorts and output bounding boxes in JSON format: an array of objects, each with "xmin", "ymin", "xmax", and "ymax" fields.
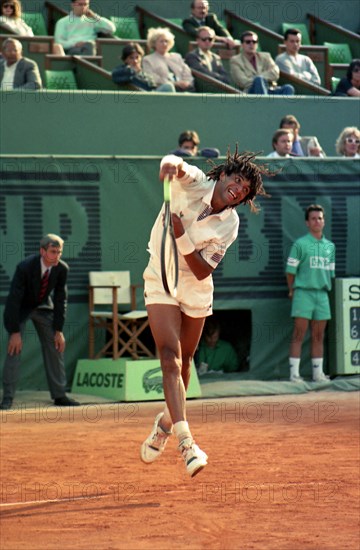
[{"xmin": 143, "ymin": 258, "xmax": 213, "ymax": 318}]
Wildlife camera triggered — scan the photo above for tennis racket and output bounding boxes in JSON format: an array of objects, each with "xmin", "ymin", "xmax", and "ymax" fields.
[{"xmin": 160, "ymin": 176, "xmax": 179, "ymax": 297}]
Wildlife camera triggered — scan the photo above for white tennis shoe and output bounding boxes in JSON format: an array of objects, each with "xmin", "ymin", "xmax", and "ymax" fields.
[
  {"xmin": 179, "ymin": 437, "xmax": 208, "ymax": 477},
  {"xmin": 140, "ymin": 412, "xmax": 172, "ymax": 464}
]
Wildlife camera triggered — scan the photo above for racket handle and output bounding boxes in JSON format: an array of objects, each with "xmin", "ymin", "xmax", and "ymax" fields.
[{"xmin": 163, "ymin": 176, "xmax": 171, "ymax": 202}]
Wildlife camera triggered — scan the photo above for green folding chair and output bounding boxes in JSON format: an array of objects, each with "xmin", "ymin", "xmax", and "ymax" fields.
[
  {"xmin": 324, "ymin": 42, "xmax": 352, "ymax": 64},
  {"xmin": 110, "ymin": 17, "xmax": 140, "ymax": 40},
  {"xmin": 281, "ymin": 23, "xmax": 311, "ymax": 45},
  {"xmin": 45, "ymin": 70, "xmax": 78, "ymax": 90},
  {"xmin": 22, "ymin": 12, "xmax": 48, "ymax": 36}
]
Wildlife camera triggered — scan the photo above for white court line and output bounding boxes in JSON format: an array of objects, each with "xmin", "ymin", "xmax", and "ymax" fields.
[{"xmin": 0, "ymin": 493, "xmax": 110, "ymax": 508}]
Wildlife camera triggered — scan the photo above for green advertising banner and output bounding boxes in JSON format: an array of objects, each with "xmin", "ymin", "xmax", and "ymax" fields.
[{"xmin": 72, "ymin": 359, "xmax": 201, "ymax": 401}]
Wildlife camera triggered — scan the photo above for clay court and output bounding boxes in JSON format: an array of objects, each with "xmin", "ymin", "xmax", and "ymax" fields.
[{"xmin": 0, "ymin": 391, "xmax": 359, "ymax": 550}]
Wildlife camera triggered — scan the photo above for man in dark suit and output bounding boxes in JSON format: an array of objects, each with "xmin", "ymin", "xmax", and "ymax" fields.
[
  {"xmin": 182, "ymin": 0, "xmax": 237, "ymax": 49},
  {"xmin": 0, "ymin": 234, "xmax": 79, "ymax": 409},
  {"xmin": 185, "ymin": 26, "xmax": 231, "ymax": 84},
  {"xmin": 0, "ymin": 37, "xmax": 42, "ymax": 90}
]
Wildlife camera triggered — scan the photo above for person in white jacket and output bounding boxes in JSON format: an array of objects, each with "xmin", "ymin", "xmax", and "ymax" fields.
[{"xmin": 143, "ymin": 27, "xmax": 195, "ymax": 92}]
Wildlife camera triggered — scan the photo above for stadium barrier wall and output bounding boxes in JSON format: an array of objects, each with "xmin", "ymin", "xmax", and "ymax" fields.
[{"xmin": 1, "ymin": 90, "xmax": 358, "ymax": 157}]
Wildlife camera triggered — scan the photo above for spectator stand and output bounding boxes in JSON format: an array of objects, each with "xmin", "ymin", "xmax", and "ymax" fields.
[
  {"xmin": 187, "ymin": 39, "xmax": 240, "ymax": 82},
  {"xmin": 44, "ymin": 54, "xmax": 142, "ymax": 91},
  {"xmin": 307, "ymin": 13, "xmax": 360, "ymax": 58},
  {"xmin": 0, "ymin": 34, "xmax": 55, "ymax": 81},
  {"xmin": 190, "ymin": 68, "xmax": 242, "ymax": 94},
  {"xmin": 95, "ymin": 38, "xmax": 148, "ymax": 72},
  {"xmin": 135, "ymin": 5, "xmax": 190, "ymax": 57},
  {"xmin": 277, "ymin": 43, "xmax": 331, "ymax": 90},
  {"xmin": 224, "ymin": 11, "xmax": 283, "ymax": 59},
  {"xmin": 277, "ymin": 71, "xmax": 331, "ymax": 96},
  {"xmin": 44, "ymin": 1, "xmax": 67, "ymax": 35}
]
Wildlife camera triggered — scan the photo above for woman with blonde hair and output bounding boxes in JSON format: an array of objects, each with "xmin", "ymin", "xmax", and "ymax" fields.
[
  {"xmin": 335, "ymin": 126, "xmax": 360, "ymax": 158},
  {"xmin": 0, "ymin": 0, "xmax": 64, "ymax": 55},
  {"xmin": 143, "ymin": 27, "xmax": 195, "ymax": 92}
]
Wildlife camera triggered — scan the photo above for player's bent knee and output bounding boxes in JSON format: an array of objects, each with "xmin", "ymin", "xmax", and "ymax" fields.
[{"xmin": 160, "ymin": 347, "xmax": 182, "ymax": 375}]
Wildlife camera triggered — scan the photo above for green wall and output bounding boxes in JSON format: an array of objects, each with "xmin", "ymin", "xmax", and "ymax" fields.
[
  {"xmin": 1, "ymin": 90, "xmax": 358, "ymax": 157},
  {"xmin": 0, "ymin": 156, "xmax": 359, "ymax": 389}
]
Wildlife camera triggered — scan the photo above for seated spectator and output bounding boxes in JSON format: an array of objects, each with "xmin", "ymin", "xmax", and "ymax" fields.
[
  {"xmin": 0, "ymin": 0, "xmax": 33, "ymax": 35},
  {"xmin": 185, "ymin": 26, "xmax": 231, "ymax": 84},
  {"xmin": 279, "ymin": 114, "xmax": 326, "ymax": 157},
  {"xmin": 142, "ymin": 27, "xmax": 195, "ymax": 93},
  {"xmin": 0, "ymin": 0, "xmax": 65, "ymax": 55},
  {"xmin": 0, "ymin": 37, "xmax": 42, "ymax": 89},
  {"xmin": 230, "ymin": 31, "xmax": 294, "ymax": 95},
  {"xmin": 335, "ymin": 127, "xmax": 360, "ymax": 158},
  {"xmin": 112, "ymin": 43, "xmax": 175, "ymax": 92},
  {"xmin": 54, "ymin": 0, "xmax": 115, "ymax": 56},
  {"xmin": 267, "ymin": 129, "xmax": 294, "ymax": 158},
  {"xmin": 196, "ymin": 317, "xmax": 239, "ymax": 374},
  {"xmin": 275, "ymin": 28, "xmax": 321, "ymax": 87},
  {"xmin": 183, "ymin": 0, "xmax": 237, "ymax": 49},
  {"xmin": 334, "ymin": 59, "xmax": 360, "ymax": 97},
  {"xmin": 170, "ymin": 130, "xmax": 220, "ymax": 158}
]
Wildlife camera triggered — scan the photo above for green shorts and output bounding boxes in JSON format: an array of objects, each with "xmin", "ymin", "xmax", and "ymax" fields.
[{"xmin": 291, "ymin": 288, "xmax": 331, "ymax": 320}]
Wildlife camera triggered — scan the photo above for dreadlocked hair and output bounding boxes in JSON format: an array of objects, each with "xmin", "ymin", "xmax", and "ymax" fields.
[{"xmin": 206, "ymin": 145, "xmax": 273, "ymax": 213}]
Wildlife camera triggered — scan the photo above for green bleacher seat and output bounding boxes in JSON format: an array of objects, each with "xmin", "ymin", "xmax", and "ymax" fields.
[
  {"xmin": 110, "ymin": 17, "xmax": 141, "ymax": 39},
  {"xmin": 167, "ymin": 18, "xmax": 183, "ymax": 27},
  {"xmin": 45, "ymin": 70, "xmax": 78, "ymax": 90},
  {"xmin": 323, "ymin": 42, "xmax": 352, "ymax": 64},
  {"xmin": 331, "ymin": 76, "xmax": 341, "ymax": 92},
  {"xmin": 281, "ymin": 23, "xmax": 311, "ymax": 44},
  {"xmin": 22, "ymin": 12, "xmax": 48, "ymax": 36}
]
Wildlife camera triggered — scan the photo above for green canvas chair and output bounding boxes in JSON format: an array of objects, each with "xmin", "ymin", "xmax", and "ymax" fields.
[
  {"xmin": 110, "ymin": 17, "xmax": 141, "ymax": 39},
  {"xmin": 281, "ymin": 23, "xmax": 311, "ymax": 45},
  {"xmin": 324, "ymin": 42, "xmax": 352, "ymax": 64},
  {"xmin": 45, "ymin": 70, "xmax": 78, "ymax": 90},
  {"xmin": 22, "ymin": 12, "xmax": 48, "ymax": 36}
]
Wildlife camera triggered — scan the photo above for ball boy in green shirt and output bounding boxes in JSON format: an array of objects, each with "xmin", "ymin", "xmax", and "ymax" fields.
[{"xmin": 286, "ymin": 204, "xmax": 335, "ymax": 382}]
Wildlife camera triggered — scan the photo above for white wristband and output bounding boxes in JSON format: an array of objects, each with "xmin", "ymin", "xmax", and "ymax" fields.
[
  {"xmin": 176, "ymin": 232, "xmax": 196, "ymax": 256},
  {"xmin": 160, "ymin": 155, "xmax": 183, "ymax": 169}
]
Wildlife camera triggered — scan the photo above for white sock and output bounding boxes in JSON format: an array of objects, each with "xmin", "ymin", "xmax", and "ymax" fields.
[
  {"xmin": 312, "ymin": 358, "xmax": 324, "ymax": 377},
  {"xmin": 173, "ymin": 421, "xmax": 192, "ymax": 444},
  {"xmin": 289, "ymin": 357, "xmax": 301, "ymax": 378}
]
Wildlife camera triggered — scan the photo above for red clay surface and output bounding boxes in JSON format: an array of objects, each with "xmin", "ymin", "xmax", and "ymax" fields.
[{"xmin": 1, "ymin": 392, "xmax": 359, "ymax": 550}]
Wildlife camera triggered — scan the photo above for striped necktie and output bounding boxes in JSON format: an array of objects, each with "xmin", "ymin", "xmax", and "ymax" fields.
[{"xmin": 38, "ymin": 269, "xmax": 50, "ymax": 302}]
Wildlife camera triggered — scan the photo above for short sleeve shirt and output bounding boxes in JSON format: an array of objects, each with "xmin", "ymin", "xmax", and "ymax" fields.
[{"xmin": 286, "ymin": 233, "xmax": 335, "ymax": 291}]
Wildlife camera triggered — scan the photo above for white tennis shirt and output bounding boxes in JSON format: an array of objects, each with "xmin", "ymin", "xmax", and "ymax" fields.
[{"xmin": 148, "ymin": 156, "xmax": 240, "ymax": 271}]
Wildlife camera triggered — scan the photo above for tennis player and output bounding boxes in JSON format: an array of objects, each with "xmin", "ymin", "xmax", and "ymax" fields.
[
  {"xmin": 141, "ymin": 147, "xmax": 270, "ymax": 477},
  {"xmin": 286, "ymin": 204, "xmax": 335, "ymax": 382}
]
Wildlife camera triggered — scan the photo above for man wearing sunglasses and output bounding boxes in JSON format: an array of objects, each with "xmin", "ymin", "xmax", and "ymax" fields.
[
  {"xmin": 185, "ymin": 26, "xmax": 231, "ymax": 84},
  {"xmin": 230, "ymin": 31, "xmax": 294, "ymax": 95}
]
